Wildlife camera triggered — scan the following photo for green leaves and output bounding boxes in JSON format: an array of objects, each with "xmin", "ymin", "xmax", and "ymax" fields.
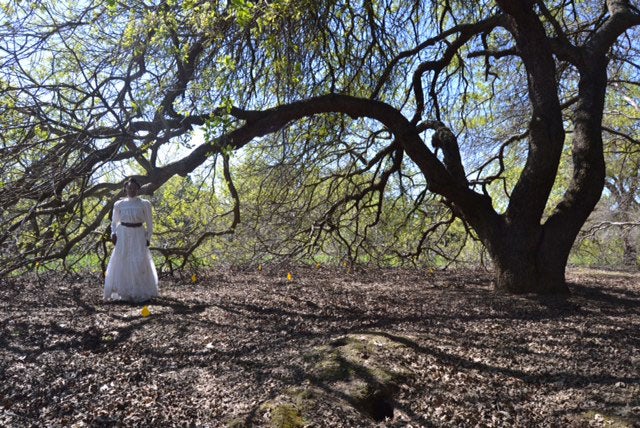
[
  {"xmin": 1, "ymin": 0, "xmax": 639, "ymax": 277},
  {"xmin": 106, "ymin": 0, "xmax": 117, "ymax": 9},
  {"xmin": 216, "ymin": 55, "xmax": 236, "ymax": 72},
  {"xmin": 229, "ymin": 0, "xmax": 255, "ymax": 28}
]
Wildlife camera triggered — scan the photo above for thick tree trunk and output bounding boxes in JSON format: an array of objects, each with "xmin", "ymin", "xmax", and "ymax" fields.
[
  {"xmin": 619, "ymin": 190, "xmax": 639, "ymax": 269},
  {"xmin": 483, "ymin": 222, "xmax": 570, "ymax": 294},
  {"xmin": 622, "ymin": 232, "xmax": 638, "ymax": 269},
  {"xmin": 494, "ymin": 260, "xmax": 568, "ymax": 294},
  {"xmin": 482, "ymin": 1, "xmax": 568, "ymax": 294}
]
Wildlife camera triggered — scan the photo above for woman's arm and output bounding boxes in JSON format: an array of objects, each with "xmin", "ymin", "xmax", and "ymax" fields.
[
  {"xmin": 144, "ymin": 200, "xmax": 153, "ymax": 244},
  {"xmin": 110, "ymin": 201, "xmax": 120, "ymax": 243}
]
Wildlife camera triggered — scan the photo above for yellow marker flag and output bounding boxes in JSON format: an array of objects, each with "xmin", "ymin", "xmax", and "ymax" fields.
[
  {"xmin": 141, "ymin": 306, "xmax": 151, "ymax": 317},
  {"xmin": 316, "ymin": 263, "xmax": 321, "ymax": 269},
  {"xmin": 287, "ymin": 272, "xmax": 293, "ymax": 281},
  {"xmin": 191, "ymin": 274, "xmax": 198, "ymax": 283},
  {"xmin": 258, "ymin": 264, "xmax": 263, "ymax": 271}
]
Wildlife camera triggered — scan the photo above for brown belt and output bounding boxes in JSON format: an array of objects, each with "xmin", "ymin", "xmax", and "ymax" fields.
[{"xmin": 121, "ymin": 222, "xmax": 143, "ymax": 227}]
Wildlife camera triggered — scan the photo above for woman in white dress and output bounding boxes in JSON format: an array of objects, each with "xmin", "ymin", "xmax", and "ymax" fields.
[{"xmin": 104, "ymin": 178, "xmax": 158, "ymax": 302}]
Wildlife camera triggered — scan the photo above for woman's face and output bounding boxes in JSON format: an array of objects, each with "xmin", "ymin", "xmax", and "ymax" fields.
[{"xmin": 125, "ymin": 181, "xmax": 140, "ymax": 197}]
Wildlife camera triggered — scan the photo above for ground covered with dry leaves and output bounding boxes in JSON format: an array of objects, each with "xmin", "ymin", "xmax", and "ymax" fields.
[{"xmin": 1, "ymin": 267, "xmax": 639, "ymax": 427}]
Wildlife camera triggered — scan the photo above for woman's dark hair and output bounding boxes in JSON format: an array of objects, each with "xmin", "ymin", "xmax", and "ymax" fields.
[{"xmin": 123, "ymin": 177, "xmax": 141, "ymax": 189}]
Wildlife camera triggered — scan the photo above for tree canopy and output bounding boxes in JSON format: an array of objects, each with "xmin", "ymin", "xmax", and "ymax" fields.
[{"xmin": 0, "ymin": 0, "xmax": 638, "ymax": 292}]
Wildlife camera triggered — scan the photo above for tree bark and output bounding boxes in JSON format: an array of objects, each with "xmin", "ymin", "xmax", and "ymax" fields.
[
  {"xmin": 486, "ymin": 63, "xmax": 608, "ymax": 294},
  {"xmin": 478, "ymin": 219, "xmax": 569, "ymax": 294},
  {"xmin": 620, "ymin": 190, "xmax": 639, "ymax": 269},
  {"xmin": 484, "ymin": 0, "xmax": 570, "ymax": 294},
  {"xmin": 493, "ymin": 256, "xmax": 569, "ymax": 294},
  {"xmin": 622, "ymin": 234, "xmax": 638, "ymax": 269}
]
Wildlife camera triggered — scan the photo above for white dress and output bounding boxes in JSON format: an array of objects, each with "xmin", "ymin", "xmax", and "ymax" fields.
[{"xmin": 104, "ymin": 197, "xmax": 158, "ymax": 302}]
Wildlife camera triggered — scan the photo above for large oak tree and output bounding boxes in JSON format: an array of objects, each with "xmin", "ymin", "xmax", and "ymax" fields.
[{"xmin": 1, "ymin": 0, "xmax": 639, "ymax": 293}]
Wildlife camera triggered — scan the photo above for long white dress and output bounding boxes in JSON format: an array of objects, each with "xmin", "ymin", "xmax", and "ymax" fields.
[{"xmin": 104, "ymin": 197, "xmax": 158, "ymax": 302}]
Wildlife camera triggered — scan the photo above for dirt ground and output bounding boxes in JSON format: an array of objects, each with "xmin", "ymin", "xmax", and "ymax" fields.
[{"xmin": 1, "ymin": 266, "xmax": 639, "ymax": 427}]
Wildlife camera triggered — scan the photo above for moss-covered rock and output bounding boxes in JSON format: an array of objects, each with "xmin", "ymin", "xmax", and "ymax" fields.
[
  {"xmin": 308, "ymin": 348, "xmax": 352, "ymax": 381},
  {"xmin": 260, "ymin": 402, "xmax": 307, "ymax": 428},
  {"xmin": 284, "ymin": 387, "xmax": 316, "ymax": 406},
  {"xmin": 304, "ymin": 332, "xmax": 414, "ymax": 422},
  {"xmin": 226, "ymin": 418, "xmax": 247, "ymax": 428}
]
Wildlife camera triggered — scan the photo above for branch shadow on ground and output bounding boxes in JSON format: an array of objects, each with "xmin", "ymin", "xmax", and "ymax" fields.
[{"xmin": 2, "ymin": 269, "xmax": 639, "ymax": 426}]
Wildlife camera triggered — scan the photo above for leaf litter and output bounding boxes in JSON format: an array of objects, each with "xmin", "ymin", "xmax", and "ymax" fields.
[{"xmin": 0, "ymin": 267, "xmax": 638, "ymax": 427}]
